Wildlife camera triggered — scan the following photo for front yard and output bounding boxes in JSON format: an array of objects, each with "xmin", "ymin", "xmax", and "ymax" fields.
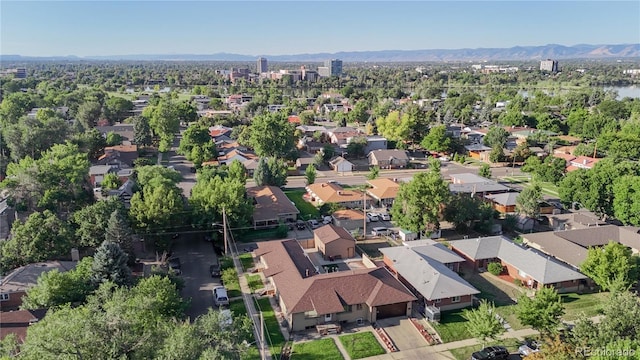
[
  {"xmin": 561, "ymin": 291, "xmax": 608, "ymax": 320},
  {"xmin": 431, "ymin": 309, "xmax": 473, "ymax": 343},
  {"xmin": 338, "ymin": 332, "xmax": 386, "ymax": 359},
  {"xmin": 284, "ymin": 189, "xmax": 320, "ymax": 220},
  {"xmin": 449, "ymin": 338, "xmax": 521, "ymax": 360},
  {"xmin": 291, "ymin": 339, "xmax": 343, "ymax": 360},
  {"xmin": 255, "ymin": 297, "xmax": 286, "ymax": 358}
]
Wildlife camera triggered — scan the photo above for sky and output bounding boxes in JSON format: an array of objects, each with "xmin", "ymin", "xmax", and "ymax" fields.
[{"xmin": 1, "ymin": 1, "xmax": 639, "ymax": 57}]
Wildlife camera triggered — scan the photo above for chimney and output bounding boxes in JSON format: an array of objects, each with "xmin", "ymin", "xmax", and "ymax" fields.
[
  {"xmin": 338, "ymin": 191, "xmax": 342, "ymax": 195},
  {"xmin": 393, "ymin": 178, "xmax": 398, "ymax": 182}
]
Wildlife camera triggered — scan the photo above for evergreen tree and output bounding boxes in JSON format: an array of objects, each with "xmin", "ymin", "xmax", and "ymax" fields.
[
  {"xmin": 91, "ymin": 241, "xmax": 132, "ymax": 287},
  {"xmin": 105, "ymin": 210, "xmax": 135, "ymax": 264}
]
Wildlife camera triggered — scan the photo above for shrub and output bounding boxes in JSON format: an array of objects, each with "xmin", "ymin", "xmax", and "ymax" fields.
[
  {"xmin": 275, "ymin": 224, "xmax": 289, "ymax": 238},
  {"xmin": 488, "ymin": 262, "xmax": 504, "ymax": 276},
  {"xmin": 514, "ymin": 279, "xmax": 523, "ymax": 287}
]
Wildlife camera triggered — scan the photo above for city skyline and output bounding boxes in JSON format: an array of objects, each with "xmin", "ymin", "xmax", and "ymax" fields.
[{"xmin": 1, "ymin": 1, "xmax": 639, "ymax": 57}]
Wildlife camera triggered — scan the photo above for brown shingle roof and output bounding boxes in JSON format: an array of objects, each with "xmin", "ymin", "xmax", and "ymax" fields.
[
  {"xmin": 332, "ymin": 209, "xmax": 365, "ymax": 221},
  {"xmin": 313, "ymin": 224, "xmax": 355, "ymax": 245},
  {"xmin": 256, "ymin": 240, "xmax": 416, "ymax": 317},
  {"xmin": 0, "ymin": 309, "xmax": 47, "ymax": 342},
  {"xmin": 247, "ymin": 186, "xmax": 299, "ymax": 222},
  {"xmin": 366, "ymin": 178, "xmax": 400, "ymax": 200},
  {"xmin": 306, "ymin": 183, "xmax": 372, "ymax": 204}
]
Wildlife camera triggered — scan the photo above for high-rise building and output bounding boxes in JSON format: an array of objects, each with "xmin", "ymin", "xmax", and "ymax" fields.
[
  {"xmin": 257, "ymin": 57, "xmax": 268, "ymax": 74},
  {"xmin": 540, "ymin": 59, "xmax": 559, "ymax": 73},
  {"xmin": 15, "ymin": 68, "xmax": 27, "ymax": 79},
  {"xmin": 324, "ymin": 59, "xmax": 343, "ymax": 76}
]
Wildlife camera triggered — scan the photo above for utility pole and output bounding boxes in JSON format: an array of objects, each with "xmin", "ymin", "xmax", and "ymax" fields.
[
  {"xmin": 260, "ymin": 312, "xmax": 266, "ymax": 360},
  {"xmin": 363, "ymin": 191, "xmax": 367, "ymax": 239},
  {"xmin": 223, "ymin": 207, "xmax": 228, "ymax": 256}
]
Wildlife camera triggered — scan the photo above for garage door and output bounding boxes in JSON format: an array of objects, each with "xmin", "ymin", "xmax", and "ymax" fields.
[{"xmin": 377, "ymin": 303, "xmax": 407, "ymax": 319}]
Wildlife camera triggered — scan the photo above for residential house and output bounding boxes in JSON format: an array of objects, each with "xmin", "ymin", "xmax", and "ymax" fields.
[
  {"xmin": 381, "ymin": 240, "xmax": 480, "ymax": 311},
  {"xmin": 449, "ymin": 173, "xmax": 510, "ymax": 195},
  {"xmin": 0, "ymin": 309, "xmax": 47, "ymax": 342},
  {"xmin": 331, "ymin": 210, "xmax": 366, "ymax": 232},
  {"xmin": 217, "ymin": 149, "xmax": 257, "ymax": 166},
  {"xmin": 329, "ymin": 156, "xmax": 353, "ymax": 173},
  {"xmin": 209, "ymin": 125, "xmax": 233, "ymax": 140},
  {"xmin": 366, "ymin": 178, "xmax": 401, "ymax": 207},
  {"xmin": 89, "ymin": 165, "xmax": 116, "ymax": 188},
  {"xmin": 363, "ymin": 136, "xmax": 388, "ymax": 153},
  {"xmin": 450, "ymin": 236, "xmax": 587, "ymax": 293},
  {"xmin": 255, "ymin": 239, "xmax": 416, "ymax": 331},
  {"xmin": 107, "ymin": 179, "xmax": 135, "ymax": 209},
  {"xmin": 247, "ymin": 186, "xmax": 300, "ymax": 229},
  {"xmin": 464, "ymin": 144, "xmax": 492, "ymax": 162},
  {"xmin": 97, "ymin": 145, "xmax": 138, "ymax": 168},
  {"xmin": 296, "ymin": 125, "xmax": 327, "ymax": 137},
  {"xmin": 368, "ymin": 149, "xmax": 409, "ymax": 169},
  {"xmin": 327, "ymin": 127, "xmax": 361, "ymax": 146},
  {"xmin": 313, "ymin": 224, "xmax": 356, "ymax": 260},
  {"xmin": 522, "ymin": 225, "xmax": 640, "ymax": 270},
  {"xmin": 1, "ymin": 261, "xmax": 77, "ymax": 311},
  {"xmin": 484, "ymin": 192, "xmax": 519, "ymax": 214},
  {"xmin": 295, "ymin": 154, "xmax": 316, "ymax": 174},
  {"xmin": 306, "ymin": 183, "xmax": 373, "ymax": 208},
  {"xmin": 242, "ymin": 159, "xmax": 259, "ymax": 177},
  {"xmin": 567, "ymin": 156, "xmax": 601, "ymax": 172},
  {"xmin": 540, "ymin": 211, "xmax": 607, "ymax": 231},
  {"xmin": 96, "ymin": 123, "xmax": 135, "ymax": 143}
]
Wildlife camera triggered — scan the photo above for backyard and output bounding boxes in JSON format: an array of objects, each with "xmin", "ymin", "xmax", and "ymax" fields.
[
  {"xmin": 291, "ymin": 339, "xmax": 343, "ymax": 360},
  {"xmin": 285, "ymin": 189, "xmax": 320, "ymax": 220},
  {"xmin": 245, "ymin": 274, "xmax": 263, "ymax": 293},
  {"xmin": 338, "ymin": 332, "xmax": 386, "ymax": 359}
]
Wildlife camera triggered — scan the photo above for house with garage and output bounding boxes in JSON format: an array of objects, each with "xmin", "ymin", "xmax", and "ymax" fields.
[
  {"xmin": 449, "ymin": 236, "xmax": 587, "ymax": 293},
  {"xmin": 247, "ymin": 186, "xmax": 300, "ymax": 229},
  {"xmin": 255, "ymin": 239, "xmax": 416, "ymax": 331},
  {"xmin": 327, "ymin": 127, "xmax": 362, "ymax": 146},
  {"xmin": 97, "ymin": 145, "xmax": 139, "ymax": 168},
  {"xmin": 449, "ymin": 173, "xmax": 511, "ymax": 196},
  {"xmin": 465, "ymin": 144, "xmax": 492, "ymax": 162},
  {"xmin": 1, "ymin": 261, "xmax": 77, "ymax": 311},
  {"xmin": 366, "ymin": 178, "xmax": 401, "ymax": 207},
  {"xmin": 368, "ymin": 149, "xmax": 409, "ymax": 169},
  {"xmin": 381, "ymin": 240, "xmax": 480, "ymax": 311},
  {"xmin": 306, "ymin": 183, "xmax": 373, "ymax": 209},
  {"xmin": 329, "ymin": 156, "xmax": 353, "ymax": 173},
  {"xmin": 295, "ymin": 153, "xmax": 316, "ymax": 174},
  {"xmin": 484, "ymin": 192, "xmax": 519, "ymax": 214},
  {"xmin": 331, "ymin": 209, "xmax": 366, "ymax": 233},
  {"xmin": 522, "ymin": 225, "xmax": 640, "ymax": 269},
  {"xmin": 313, "ymin": 224, "xmax": 356, "ymax": 260}
]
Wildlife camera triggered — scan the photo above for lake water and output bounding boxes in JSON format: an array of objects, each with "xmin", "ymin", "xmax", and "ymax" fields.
[{"xmin": 605, "ymin": 86, "xmax": 640, "ymax": 100}]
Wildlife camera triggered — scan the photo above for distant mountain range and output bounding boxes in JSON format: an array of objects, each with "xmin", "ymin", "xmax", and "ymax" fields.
[{"xmin": 2, "ymin": 44, "xmax": 640, "ymax": 62}]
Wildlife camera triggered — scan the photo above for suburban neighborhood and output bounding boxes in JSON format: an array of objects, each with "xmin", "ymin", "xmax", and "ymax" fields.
[{"xmin": 2, "ymin": 9, "xmax": 640, "ymax": 358}]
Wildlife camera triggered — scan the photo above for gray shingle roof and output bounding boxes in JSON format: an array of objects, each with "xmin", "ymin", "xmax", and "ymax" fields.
[
  {"xmin": 485, "ymin": 192, "xmax": 519, "ymax": 206},
  {"xmin": 380, "ymin": 246, "xmax": 479, "ymax": 301},
  {"xmin": 449, "ymin": 236, "xmax": 587, "ymax": 284}
]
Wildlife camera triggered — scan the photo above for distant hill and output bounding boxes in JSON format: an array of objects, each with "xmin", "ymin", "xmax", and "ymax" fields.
[{"xmin": 2, "ymin": 44, "xmax": 639, "ymax": 62}]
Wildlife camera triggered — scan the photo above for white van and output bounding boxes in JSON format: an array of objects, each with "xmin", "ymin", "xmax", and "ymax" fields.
[
  {"xmin": 213, "ymin": 286, "xmax": 229, "ymax": 306},
  {"xmin": 371, "ymin": 227, "xmax": 389, "ymax": 236}
]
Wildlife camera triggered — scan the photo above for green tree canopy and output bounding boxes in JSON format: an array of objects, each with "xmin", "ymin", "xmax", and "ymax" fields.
[
  {"xmin": 390, "ymin": 166, "xmax": 450, "ymax": 234},
  {"xmin": 253, "ymin": 157, "xmax": 287, "ymax": 187},
  {"xmin": 612, "ymin": 175, "xmax": 640, "ymax": 226},
  {"xmin": 462, "ymin": 300, "xmax": 505, "ymax": 346},
  {"xmin": 71, "ymin": 197, "xmax": 125, "ymax": 248},
  {"xmin": 516, "ymin": 185, "xmax": 542, "ymax": 218},
  {"xmin": 580, "ymin": 241, "xmax": 639, "ymax": 292},
  {"xmin": 483, "ymin": 126, "xmax": 509, "ymax": 149},
  {"xmin": 248, "ymin": 112, "xmax": 296, "ymax": 158},
  {"xmin": 421, "ymin": 125, "xmax": 452, "ymax": 153},
  {"xmin": 189, "ymin": 175, "xmax": 253, "ymax": 229},
  {"xmin": 305, "ymin": 163, "xmax": 317, "ymax": 185},
  {"xmin": 91, "ymin": 241, "xmax": 132, "ymax": 287},
  {"xmin": 516, "ymin": 287, "xmax": 565, "ymax": 336},
  {"xmin": 177, "ymin": 124, "xmax": 217, "ymax": 167}
]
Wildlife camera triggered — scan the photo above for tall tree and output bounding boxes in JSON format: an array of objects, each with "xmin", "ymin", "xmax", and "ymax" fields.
[
  {"xmin": 72, "ymin": 197, "xmax": 125, "ymax": 248},
  {"xmin": 612, "ymin": 175, "xmax": 640, "ymax": 226},
  {"xmin": 483, "ymin": 126, "xmax": 509, "ymax": 149},
  {"xmin": 580, "ymin": 241, "xmax": 639, "ymax": 292},
  {"xmin": 190, "ymin": 175, "xmax": 253, "ymax": 229},
  {"xmin": 104, "ymin": 97, "xmax": 133, "ymax": 124},
  {"xmin": 516, "ymin": 185, "xmax": 542, "ymax": 218},
  {"xmin": 421, "ymin": 125, "xmax": 452, "ymax": 153},
  {"xmin": 479, "ymin": 163, "xmax": 492, "ymax": 179},
  {"xmin": 105, "ymin": 209, "xmax": 135, "ymax": 262},
  {"xmin": 91, "ymin": 241, "xmax": 132, "ymax": 287},
  {"xmin": 462, "ymin": 300, "xmax": 505, "ymax": 346},
  {"xmin": 367, "ymin": 165, "xmax": 380, "ymax": 180},
  {"xmin": 144, "ymin": 98, "xmax": 180, "ymax": 152},
  {"xmin": 375, "ymin": 110, "xmax": 416, "ymax": 145},
  {"xmin": 75, "ymin": 100, "xmax": 103, "ymax": 130},
  {"xmin": 248, "ymin": 112, "xmax": 296, "ymax": 158},
  {"xmin": 390, "ymin": 166, "xmax": 450, "ymax": 234},
  {"xmin": 516, "ymin": 287, "xmax": 565, "ymax": 336},
  {"xmin": 304, "ymin": 163, "xmax": 317, "ymax": 185},
  {"xmin": 0, "ymin": 210, "xmax": 74, "ymax": 272},
  {"xmin": 131, "ymin": 115, "xmax": 152, "ymax": 146},
  {"xmin": 177, "ymin": 124, "xmax": 217, "ymax": 167},
  {"xmin": 227, "ymin": 159, "xmax": 248, "ymax": 184},
  {"xmin": 253, "ymin": 157, "xmax": 287, "ymax": 187}
]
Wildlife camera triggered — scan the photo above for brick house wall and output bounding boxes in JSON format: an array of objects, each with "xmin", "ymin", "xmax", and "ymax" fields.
[{"xmin": 0, "ymin": 291, "xmax": 25, "ymax": 311}]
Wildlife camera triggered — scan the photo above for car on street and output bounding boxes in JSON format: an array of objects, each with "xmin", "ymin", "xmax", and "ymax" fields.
[
  {"xmin": 366, "ymin": 213, "xmax": 379, "ymax": 222},
  {"xmin": 209, "ymin": 264, "xmax": 221, "ymax": 277},
  {"xmin": 168, "ymin": 257, "xmax": 182, "ymax": 275},
  {"xmin": 322, "ymin": 216, "xmax": 332, "ymax": 225},
  {"xmin": 371, "ymin": 227, "xmax": 389, "ymax": 236},
  {"xmin": 518, "ymin": 339, "xmax": 540, "ymax": 356},
  {"xmin": 471, "ymin": 346, "xmax": 509, "ymax": 360},
  {"xmin": 308, "ymin": 219, "xmax": 320, "ymax": 229},
  {"xmin": 379, "ymin": 213, "xmax": 391, "ymax": 221},
  {"xmin": 213, "ymin": 286, "xmax": 229, "ymax": 306}
]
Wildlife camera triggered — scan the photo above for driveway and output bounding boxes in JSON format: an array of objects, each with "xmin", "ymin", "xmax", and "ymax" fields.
[
  {"xmin": 375, "ymin": 317, "xmax": 430, "ymax": 351},
  {"xmin": 171, "ymin": 232, "xmax": 222, "ymax": 321}
]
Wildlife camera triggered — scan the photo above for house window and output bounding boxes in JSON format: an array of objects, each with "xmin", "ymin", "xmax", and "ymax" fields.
[
  {"xmin": 356, "ymin": 304, "xmax": 363, "ymax": 310},
  {"xmin": 435, "ymin": 298, "xmax": 442, "ymax": 303},
  {"xmin": 325, "ymin": 313, "xmax": 332, "ymax": 321},
  {"xmin": 0, "ymin": 293, "xmax": 8, "ymax": 301},
  {"xmin": 451, "ymin": 296, "xmax": 461, "ymax": 303}
]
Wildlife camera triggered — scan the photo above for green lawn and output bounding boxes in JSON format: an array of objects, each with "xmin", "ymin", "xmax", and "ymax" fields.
[
  {"xmin": 245, "ymin": 274, "xmax": 263, "ymax": 293},
  {"xmin": 494, "ymin": 304, "xmax": 526, "ymax": 330},
  {"xmin": 255, "ymin": 297, "xmax": 286, "ymax": 358},
  {"xmin": 431, "ymin": 309, "xmax": 473, "ymax": 343},
  {"xmin": 291, "ymin": 339, "xmax": 343, "ymax": 360},
  {"xmin": 230, "ymin": 299, "xmax": 248, "ymax": 317},
  {"xmin": 224, "ymin": 277, "xmax": 242, "ymax": 298},
  {"xmin": 338, "ymin": 332, "xmax": 386, "ymax": 359},
  {"xmin": 237, "ymin": 228, "xmax": 284, "ymax": 242},
  {"xmin": 239, "ymin": 253, "xmax": 255, "ymax": 271},
  {"xmin": 561, "ymin": 292, "xmax": 608, "ymax": 320},
  {"xmin": 449, "ymin": 338, "xmax": 521, "ymax": 360},
  {"xmin": 285, "ymin": 189, "xmax": 320, "ymax": 220}
]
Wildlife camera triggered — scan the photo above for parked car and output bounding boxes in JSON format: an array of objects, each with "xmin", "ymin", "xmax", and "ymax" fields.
[
  {"xmin": 371, "ymin": 227, "xmax": 389, "ymax": 236},
  {"xmin": 213, "ymin": 286, "xmax": 229, "ymax": 306},
  {"xmin": 296, "ymin": 220, "xmax": 306, "ymax": 230},
  {"xmin": 322, "ymin": 216, "xmax": 332, "ymax": 225},
  {"xmin": 471, "ymin": 346, "xmax": 509, "ymax": 360},
  {"xmin": 168, "ymin": 257, "xmax": 182, "ymax": 275},
  {"xmin": 518, "ymin": 339, "xmax": 540, "ymax": 356},
  {"xmin": 379, "ymin": 213, "xmax": 391, "ymax": 221},
  {"xmin": 366, "ymin": 213, "xmax": 379, "ymax": 222},
  {"xmin": 209, "ymin": 264, "xmax": 221, "ymax": 277},
  {"xmin": 308, "ymin": 219, "xmax": 320, "ymax": 229}
]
